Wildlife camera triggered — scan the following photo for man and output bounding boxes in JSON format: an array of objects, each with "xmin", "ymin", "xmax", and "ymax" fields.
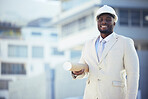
[{"xmin": 71, "ymin": 5, "xmax": 139, "ymax": 99}]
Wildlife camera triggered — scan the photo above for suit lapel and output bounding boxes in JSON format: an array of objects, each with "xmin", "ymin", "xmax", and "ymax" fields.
[
  {"xmin": 98, "ymin": 34, "xmax": 119, "ymax": 66},
  {"xmin": 92, "ymin": 36, "xmax": 100, "ymax": 64}
]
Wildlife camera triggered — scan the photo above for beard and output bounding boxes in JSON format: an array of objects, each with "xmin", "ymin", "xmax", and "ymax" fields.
[{"xmin": 99, "ymin": 29, "xmax": 113, "ymax": 34}]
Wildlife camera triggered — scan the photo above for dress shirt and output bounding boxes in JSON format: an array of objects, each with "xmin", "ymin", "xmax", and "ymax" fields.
[{"xmin": 95, "ymin": 32, "xmax": 115, "ymax": 61}]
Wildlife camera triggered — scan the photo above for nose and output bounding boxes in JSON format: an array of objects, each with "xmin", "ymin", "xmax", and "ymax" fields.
[{"xmin": 101, "ymin": 19, "xmax": 107, "ymax": 24}]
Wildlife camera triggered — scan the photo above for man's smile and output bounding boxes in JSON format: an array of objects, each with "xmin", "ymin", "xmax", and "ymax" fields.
[{"xmin": 100, "ymin": 25, "xmax": 108, "ymax": 29}]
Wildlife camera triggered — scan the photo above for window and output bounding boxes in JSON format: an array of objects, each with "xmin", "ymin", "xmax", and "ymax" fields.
[
  {"xmin": 50, "ymin": 33, "xmax": 57, "ymax": 37},
  {"xmin": 143, "ymin": 10, "xmax": 148, "ymax": 27},
  {"xmin": 50, "ymin": 33, "xmax": 58, "ymax": 40},
  {"xmin": 32, "ymin": 32, "xmax": 42, "ymax": 36},
  {"xmin": 30, "ymin": 65, "xmax": 33, "ymax": 72},
  {"xmin": 44, "ymin": 64, "xmax": 50, "ymax": 73},
  {"xmin": 52, "ymin": 48, "xmax": 64, "ymax": 55},
  {"xmin": 0, "ymin": 30, "xmax": 3, "ymax": 35},
  {"xmin": 131, "ymin": 10, "xmax": 140, "ymax": 26},
  {"xmin": 119, "ymin": 8, "xmax": 148, "ymax": 27},
  {"xmin": 87, "ymin": 13, "xmax": 94, "ymax": 26},
  {"xmin": 32, "ymin": 46, "xmax": 44, "ymax": 58},
  {"xmin": 1, "ymin": 62, "xmax": 26, "ymax": 75},
  {"xmin": 70, "ymin": 50, "xmax": 81, "ymax": 59},
  {"xmin": 0, "ymin": 97, "xmax": 5, "ymax": 99},
  {"xmin": 119, "ymin": 9, "xmax": 129, "ymax": 25},
  {"xmin": 78, "ymin": 16, "xmax": 86, "ymax": 30},
  {"xmin": 8, "ymin": 45, "xmax": 27, "ymax": 57},
  {"xmin": 62, "ymin": 20, "xmax": 77, "ymax": 37},
  {"xmin": 0, "ymin": 80, "xmax": 10, "ymax": 90},
  {"xmin": 61, "ymin": 13, "xmax": 94, "ymax": 37}
]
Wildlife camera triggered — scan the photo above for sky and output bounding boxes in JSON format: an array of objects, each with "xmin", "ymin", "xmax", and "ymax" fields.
[{"xmin": 0, "ymin": 0, "xmax": 61, "ymax": 25}]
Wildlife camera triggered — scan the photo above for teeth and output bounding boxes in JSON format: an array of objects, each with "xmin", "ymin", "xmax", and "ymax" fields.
[{"xmin": 101, "ymin": 26, "xmax": 107, "ymax": 28}]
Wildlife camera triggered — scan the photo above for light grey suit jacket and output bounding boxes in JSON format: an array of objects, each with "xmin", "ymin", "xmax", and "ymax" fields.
[{"xmin": 75, "ymin": 33, "xmax": 139, "ymax": 99}]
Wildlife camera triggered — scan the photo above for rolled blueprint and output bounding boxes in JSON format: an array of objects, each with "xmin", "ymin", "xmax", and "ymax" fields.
[{"xmin": 63, "ymin": 62, "xmax": 89, "ymax": 72}]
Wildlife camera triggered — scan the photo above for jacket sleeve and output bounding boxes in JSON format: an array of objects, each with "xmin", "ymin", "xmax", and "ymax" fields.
[
  {"xmin": 124, "ymin": 38, "xmax": 140, "ymax": 99},
  {"xmin": 71, "ymin": 44, "xmax": 89, "ymax": 79}
]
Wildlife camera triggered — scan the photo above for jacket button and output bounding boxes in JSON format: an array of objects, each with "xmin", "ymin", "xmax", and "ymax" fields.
[
  {"xmin": 99, "ymin": 67, "xmax": 102, "ymax": 70},
  {"xmin": 88, "ymin": 80, "xmax": 90, "ymax": 84}
]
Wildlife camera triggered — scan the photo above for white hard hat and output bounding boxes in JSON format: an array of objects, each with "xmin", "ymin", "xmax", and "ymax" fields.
[{"xmin": 95, "ymin": 5, "xmax": 118, "ymax": 23}]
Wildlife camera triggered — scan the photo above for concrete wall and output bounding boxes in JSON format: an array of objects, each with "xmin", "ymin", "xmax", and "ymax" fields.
[{"xmin": 9, "ymin": 73, "xmax": 49, "ymax": 99}]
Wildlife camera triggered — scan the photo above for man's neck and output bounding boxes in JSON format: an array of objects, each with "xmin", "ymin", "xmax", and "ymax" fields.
[{"xmin": 100, "ymin": 33, "xmax": 112, "ymax": 39}]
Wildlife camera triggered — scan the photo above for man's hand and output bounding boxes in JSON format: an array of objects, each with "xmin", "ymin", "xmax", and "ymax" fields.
[{"xmin": 72, "ymin": 69, "xmax": 85, "ymax": 75}]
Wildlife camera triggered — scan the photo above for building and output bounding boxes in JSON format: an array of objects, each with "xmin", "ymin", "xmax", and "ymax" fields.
[
  {"xmin": 50, "ymin": 0, "xmax": 148, "ymax": 99},
  {"xmin": 0, "ymin": 18, "xmax": 67, "ymax": 99}
]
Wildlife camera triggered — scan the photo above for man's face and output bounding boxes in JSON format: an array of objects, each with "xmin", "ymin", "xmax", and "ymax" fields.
[{"xmin": 97, "ymin": 14, "xmax": 115, "ymax": 34}]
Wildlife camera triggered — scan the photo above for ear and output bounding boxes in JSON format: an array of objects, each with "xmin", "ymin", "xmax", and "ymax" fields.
[{"xmin": 113, "ymin": 22, "xmax": 116, "ymax": 26}]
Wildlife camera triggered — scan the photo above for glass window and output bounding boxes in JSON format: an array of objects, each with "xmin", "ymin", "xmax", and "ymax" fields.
[
  {"xmin": 0, "ymin": 30, "xmax": 3, "ymax": 35},
  {"xmin": 32, "ymin": 46, "xmax": 44, "ymax": 58},
  {"xmin": 62, "ymin": 20, "xmax": 77, "ymax": 37},
  {"xmin": 30, "ymin": 65, "xmax": 33, "ymax": 72},
  {"xmin": 50, "ymin": 33, "xmax": 57, "ymax": 37},
  {"xmin": 62, "ymin": 24, "xmax": 68, "ymax": 37},
  {"xmin": 44, "ymin": 64, "xmax": 50, "ymax": 73},
  {"xmin": 1, "ymin": 62, "xmax": 26, "ymax": 75},
  {"xmin": 52, "ymin": 47, "xmax": 64, "ymax": 55},
  {"xmin": 143, "ymin": 10, "xmax": 148, "ymax": 27},
  {"xmin": 8, "ymin": 45, "xmax": 27, "ymax": 57},
  {"xmin": 0, "ymin": 80, "xmax": 10, "ymax": 90},
  {"xmin": 50, "ymin": 33, "xmax": 58, "ymax": 40},
  {"xmin": 131, "ymin": 10, "xmax": 140, "ymax": 26},
  {"xmin": 61, "ymin": 13, "xmax": 94, "ymax": 37},
  {"xmin": 0, "ymin": 97, "xmax": 5, "ymax": 99},
  {"xmin": 119, "ymin": 9, "xmax": 129, "ymax": 25},
  {"xmin": 32, "ymin": 32, "xmax": 42, "ymax": 36},
  {"xmin": 87, "ymin": 13, "xmax": 94, "ymax": 26},
  {"xmin": 78, "ymin": 16, "xmax": 86, "ymax": 30},
  {"xmin": 70, "ymin": 50, "xmax": 81, "ymax": 59}
]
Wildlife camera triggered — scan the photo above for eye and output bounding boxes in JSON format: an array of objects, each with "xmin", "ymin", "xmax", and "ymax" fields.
[
  {"xmin": 106, "ymin": 18, "xmax": 112, "ymax": 22},
  {"xmin": 98, "ymin": 18, "xmax": 103, "ymax": 22}
]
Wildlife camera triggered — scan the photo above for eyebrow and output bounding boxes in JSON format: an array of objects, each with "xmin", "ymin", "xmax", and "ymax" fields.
[{"xmin": 106, "ymin": 17, "xmax": 112, "ymax": 18}]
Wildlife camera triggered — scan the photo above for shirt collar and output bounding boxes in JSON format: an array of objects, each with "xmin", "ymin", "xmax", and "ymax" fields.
[{"xmin": 99, "ymin": 32, "xmax": 115, "ymax": 43}]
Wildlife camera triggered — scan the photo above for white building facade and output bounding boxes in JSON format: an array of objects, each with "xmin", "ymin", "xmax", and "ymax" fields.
[{"xmin": 0, "ymin": 26, "xmax": 67, "ymax": 99}]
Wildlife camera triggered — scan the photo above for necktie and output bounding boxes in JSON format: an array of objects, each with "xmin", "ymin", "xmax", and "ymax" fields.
[{"xmin": 98, "ymin": 40, "xmax": 106, "ymax": 61}]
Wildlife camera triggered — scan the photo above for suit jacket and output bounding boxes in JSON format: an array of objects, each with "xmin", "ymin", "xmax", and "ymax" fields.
[{"xmin": 76, "ymin": 33, "xmax": 139, "ymax": 99}]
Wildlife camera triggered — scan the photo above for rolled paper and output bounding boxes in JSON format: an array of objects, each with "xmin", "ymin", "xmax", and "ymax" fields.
[{"xmin": 63, "ymin": 62, "xmax": 89, "ymax": 72}]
